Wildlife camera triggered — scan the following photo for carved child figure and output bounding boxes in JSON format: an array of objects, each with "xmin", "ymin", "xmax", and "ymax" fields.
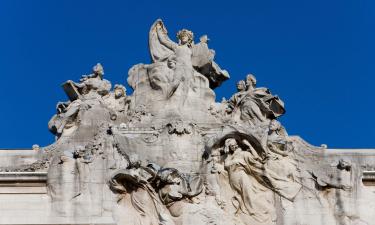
[
  {"xmin": 266, "ymin": 119, "xmax": 293, "ymax": 157},
  {"xmin": 262, "ymin": 120, "xmax": 302, "ymax": 201},
  {"xmin": 204, "ymin": 147, "xmax": 226, "ymax": 207},
  {"xmin": 104, "ymin": 84, "xmax": 130, "ymax": 121}
]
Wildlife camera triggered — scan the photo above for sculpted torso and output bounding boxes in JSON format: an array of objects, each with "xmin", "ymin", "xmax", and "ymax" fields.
[{"xmin": 174, "ymin": 45, "xmax": 193, "ymax": 67}]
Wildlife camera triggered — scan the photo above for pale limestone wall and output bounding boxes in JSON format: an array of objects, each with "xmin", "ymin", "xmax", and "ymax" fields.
[
  {"xmin": 0, "ymin": 149, "xmax": 115, "ymax": 225},
  {"xmin": 0, "ymin": 149, "xmax": 39, "ymax": 168},
  {"xmin": 2, "ymin": 19, "xmax": 374, "ymax": 225},
  {"xmin": 1, "ymin": 148, "xmax": 375, "ymax": 225},
  {"xmin": 280, "ymin": 146, "xmax": 375, "ymax": 225},
  {"xmin": 0, "ymin": 185, "xmax": 115, "ymax": 224}
]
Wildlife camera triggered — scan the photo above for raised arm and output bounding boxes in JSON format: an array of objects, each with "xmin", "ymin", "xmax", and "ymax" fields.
[
  {"xmin": 156, "ymin": 22, "xmax": 178, "ymax": 51},
  {"xmin": 242, "ymin": 139, "xmax": 261, "ymax": 160}
]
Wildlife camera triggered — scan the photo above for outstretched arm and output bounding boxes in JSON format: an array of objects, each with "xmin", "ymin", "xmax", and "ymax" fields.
[
  {"xmin": 67, "ymin": 79, "xmax": 85, "ymax": 89},
  {"xmin": 156, "ymin": 22, "xmax": 178, "ymax": 51}
]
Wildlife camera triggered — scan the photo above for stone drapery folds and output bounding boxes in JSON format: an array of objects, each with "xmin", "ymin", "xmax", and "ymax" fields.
[{"xmin": 4, "ymin": 19, "xmax": 370, "ymax": 225}]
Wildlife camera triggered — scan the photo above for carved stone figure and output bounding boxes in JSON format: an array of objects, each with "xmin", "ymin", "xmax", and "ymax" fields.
[
  {"xmin": 73, "ymin": 63, "xmax": 111, "ymax": 97},
  {"xmin": 2, "ymin": 19, "xmax": 373, "ymax": 225},
  {"xmin": 48, "ymin": 63, "xmax": 114, "ymax": 138},
  {"xmin": 109, "ymin": 156, "xmax": 175, "ymax": 225},
  {"xmin": 228, "ymin": 74, "xmax": 285, "ymax": 126},
  {"xmin": 227, "ymin": 80, "xmax": 247, "ymax": 113},
  {"xmin": 205, "ymin": 133, "xmax": 300, "ymax": 225},
  {"xmin": 221, "ymin": 138, "xmax": 276, "ymax": 225},
  {"xmin": 263, "ymin": 120, "xmax": 302, "ymax": 200},
  {"xmin": 104, "ymin": 84, "xmax": 130, "ymax": 121},
  {"xmin": 245, "ymin": 74, "xmax": 285, "ymax": 120},
  {"xmin": 149, "ymin": 19, "xmax": 229, "ymax": 89},
  {"xmin": 127, "ymin": 19, "xmax": 229, "ymax": 123}
]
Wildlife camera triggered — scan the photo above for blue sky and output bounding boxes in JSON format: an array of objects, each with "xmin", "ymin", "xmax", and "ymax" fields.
[{"xmin": 0, "ymin": 0, "xmax": 374, "ymax": 149}]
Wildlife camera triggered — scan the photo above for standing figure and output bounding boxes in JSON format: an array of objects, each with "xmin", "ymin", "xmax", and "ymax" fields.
[
  {"xmin": 223, "ymin": 138, "xmax": 276, "ymax": 225},
  {"xmin": 148, "ymin": 19, "xmax": 228, "ymax": 99},
  {"xmin": 154, "ymin": 21, "xmax": 196, "ymax": 100}
]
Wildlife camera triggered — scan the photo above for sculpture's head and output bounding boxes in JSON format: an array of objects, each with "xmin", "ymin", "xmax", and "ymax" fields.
[
  {"xmin": 246, "ymin": 74, "xmax": 257, "ymax": 88},
  {"xmin": 269, "ymin": 119, "xmax": 281, "ymax": 132},
  {"xmin": 236, "ymin": 80, "xmax": 246, "ymax": 92},
  {"xmin": 177, "ymin": 29, "xmax": 194, "ymax": 46},
  {"xmin": 225, "ymin": 138, "xmax": 238, "ymax": 153},
  {"xmin": 114, "ymin": 84, "xmax": 126, "ymax": 99},
  {"xmin": 93, "ymin": 63, "xmax": 104, "ymax": 79},
  {"xmin": 157, "ymin": 168, "xmax": 183, "ymax": 189}
]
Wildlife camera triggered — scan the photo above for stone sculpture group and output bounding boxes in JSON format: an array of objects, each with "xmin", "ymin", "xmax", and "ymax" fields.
[{"xmin": 1, "ymin": 19, "xmax": 372, "ymax": 225}]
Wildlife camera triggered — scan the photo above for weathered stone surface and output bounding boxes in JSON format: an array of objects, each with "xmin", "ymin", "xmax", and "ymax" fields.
[{"xmin": 1, "ymin": 19, "xmax": 375, "ymax": 225}]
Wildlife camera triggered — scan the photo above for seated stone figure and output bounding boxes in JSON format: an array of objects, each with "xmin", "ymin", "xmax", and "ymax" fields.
[
  {"xmin": 227, "ymin": 74, "xmax": 285, "ymax": 127},
  {"xmin": 226, "ymin": 80, "xmax": 247, "ymax": 117},
  {"xmin": 48, "ymin": 63, "xmax": 112, "ymax": 138},
  {"xmin": 69, "ymin": 63, "xmax": 111, "ymax": 99}
]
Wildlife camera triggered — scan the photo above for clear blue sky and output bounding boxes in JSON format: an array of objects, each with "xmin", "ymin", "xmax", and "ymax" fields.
[{"xmin": 0, "ymin": 0, "xmax": 374, "ymax": 149}]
